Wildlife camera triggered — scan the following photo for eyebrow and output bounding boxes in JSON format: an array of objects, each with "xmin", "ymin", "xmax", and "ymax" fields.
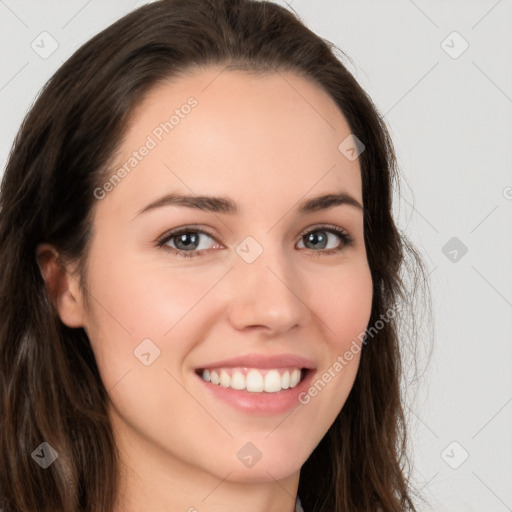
[{"xmin": 133, "ymin": 191, "xmax": 363, "ymax": 219}]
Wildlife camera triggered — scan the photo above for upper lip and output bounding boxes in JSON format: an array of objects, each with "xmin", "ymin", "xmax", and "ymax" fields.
[{"xmin": 196, "ymin": 353, "xmax": 316, "ymax": 370}]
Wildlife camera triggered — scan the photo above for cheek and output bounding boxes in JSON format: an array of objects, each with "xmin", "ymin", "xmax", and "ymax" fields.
[
  {"xmin": 309, "ymin": 260, "xmax": 373, "ymax": 352},
  {"xmin": 296, "ymin": 258, "xmax": 372, "ymax": 415},
  {"xmin": 81, "ymin": 248, "xmax": 216, "ymax": 384}
]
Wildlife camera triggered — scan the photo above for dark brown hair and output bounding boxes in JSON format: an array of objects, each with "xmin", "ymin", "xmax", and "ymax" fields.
[{"xmin": 0, "ymin": 1, "xmax": 430, "ymax": 510}]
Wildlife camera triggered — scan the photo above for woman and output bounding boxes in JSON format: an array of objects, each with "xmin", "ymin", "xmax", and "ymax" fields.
[{"xmin": 0, "ymin": 0, "xmax": 429, "ymax": 510}]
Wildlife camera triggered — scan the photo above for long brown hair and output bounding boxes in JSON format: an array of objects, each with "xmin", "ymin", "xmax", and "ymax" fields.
[{"xmin": 0, "ymin": 1, "xmax": 430, "ymax": 510}]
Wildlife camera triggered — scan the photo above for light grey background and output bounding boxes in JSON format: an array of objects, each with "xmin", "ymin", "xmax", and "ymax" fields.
[{"xmin": 1, "ymin": 1, "xmax": 511, "ymax": 510}]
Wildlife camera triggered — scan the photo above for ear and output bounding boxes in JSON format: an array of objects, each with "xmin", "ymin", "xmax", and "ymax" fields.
[{"xmin": 36, "ymin": 243, "xmax": 85, "ymax": 328}]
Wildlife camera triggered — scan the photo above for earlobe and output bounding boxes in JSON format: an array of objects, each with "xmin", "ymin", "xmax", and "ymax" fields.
[{"xmin": 35, "ymin": 243, "xmax": 85, "ymax": 328}]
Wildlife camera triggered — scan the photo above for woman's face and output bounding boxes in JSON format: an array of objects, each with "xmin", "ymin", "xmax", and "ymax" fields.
[{"xmin": 68, "ymin": 66, "xmax": 372, "ymax": 486}]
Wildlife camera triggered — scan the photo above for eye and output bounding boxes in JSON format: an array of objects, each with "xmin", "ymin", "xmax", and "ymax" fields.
[
  {"xmin": 157, "ymin": 226, "xmax": 221, "ymax": 258},
  {"xmin": 296, "ymin": 225, "xmax": 354, "ymax": 255},
  {"xmin": 157, "ymin": 224, "xmax": 354, "ymax": 258}
]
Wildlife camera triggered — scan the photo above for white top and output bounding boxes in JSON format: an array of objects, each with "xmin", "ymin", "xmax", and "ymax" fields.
[{"xmin": 295, "ymin": 495, "xmax": 305, "ymax": 512}]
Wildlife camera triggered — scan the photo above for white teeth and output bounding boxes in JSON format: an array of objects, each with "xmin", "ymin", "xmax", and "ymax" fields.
[
  {"xmin": 230, "ymin": 371, "xmax": 246, "ymax": 390},
  {"xmin": 264, "ymin": 369, "xmax": 281, "ymax": 393},
  {"xmin": 219, "ymin": 370, "xmax": 231, "ymax": 387},
  {"xmin": 246, "ymin": 369, "xmax": 264, "ymax": 392},
  {"xmin": 210, "ymin": 370, "xmax": 220, "ymax": 385},
  {"xmin": 200, "ymin": 367, "xmax": 304, "ymax": 392},
  {"xmin": 290, "ymin": 368, "xmax": 301, "ymax": 387},
  {"xmin": 281, "ymin": 370, "xmax": 290, "ymax": 389}
]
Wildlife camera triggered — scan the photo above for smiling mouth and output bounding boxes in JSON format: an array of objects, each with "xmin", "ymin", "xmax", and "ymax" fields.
[{"xmin": 195, "ymin": 367, "xmax": 309, "ymax": 393}]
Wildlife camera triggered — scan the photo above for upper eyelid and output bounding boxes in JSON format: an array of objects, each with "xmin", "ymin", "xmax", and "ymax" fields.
[{"xmin": 157, "ymin": 225, "xmax": 217, "ymax": 243}]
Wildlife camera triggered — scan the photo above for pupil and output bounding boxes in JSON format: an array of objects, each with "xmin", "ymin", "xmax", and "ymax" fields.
[
  {"xmin": 177, "ymin": 233, "xmax": 198, "ymax": 249},
  {"xmin": 307, "ymin": 231, "xmax": 326, "ymax": 249}
]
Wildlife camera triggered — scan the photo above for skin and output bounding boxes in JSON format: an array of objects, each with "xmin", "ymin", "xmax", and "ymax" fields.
[{"xmin": 37, "ymin": 66, "xmax": 373, "ymax": 512}]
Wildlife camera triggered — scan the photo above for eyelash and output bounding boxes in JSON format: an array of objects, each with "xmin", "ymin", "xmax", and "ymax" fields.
[{"xmin": 156, "ymin": 224, "xmax": 354, "ymax": 259}]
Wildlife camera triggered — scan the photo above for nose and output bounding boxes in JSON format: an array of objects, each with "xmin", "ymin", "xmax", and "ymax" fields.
[{"xmin": 226, "ymin": 242, "xmax": 308, "ymax": 336}]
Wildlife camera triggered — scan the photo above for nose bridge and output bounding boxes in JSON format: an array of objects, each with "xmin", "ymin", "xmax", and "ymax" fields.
[{"xmin": 226, "ymin": 234, "xmax": 307, "ymax": 333}]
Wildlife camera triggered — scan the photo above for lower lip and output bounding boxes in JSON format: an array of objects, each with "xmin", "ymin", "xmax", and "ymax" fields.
[{"xmin": 195, "ymin": 369, "xmax": 316, "ymax": 415}]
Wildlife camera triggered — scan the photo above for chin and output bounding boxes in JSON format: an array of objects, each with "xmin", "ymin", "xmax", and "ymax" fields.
[
  {"xmin": 207, "ymin": 440, "xmax": 310, "ymax": 483},
  {"xmin": 222, "ymin": 461, "xmax": 303, "ymax": 483}
]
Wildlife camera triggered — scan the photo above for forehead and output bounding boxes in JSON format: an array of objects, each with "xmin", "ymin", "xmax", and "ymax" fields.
[{"xmin": 100, "ymin": 65, "xmax": 362, "ymax": 217}]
